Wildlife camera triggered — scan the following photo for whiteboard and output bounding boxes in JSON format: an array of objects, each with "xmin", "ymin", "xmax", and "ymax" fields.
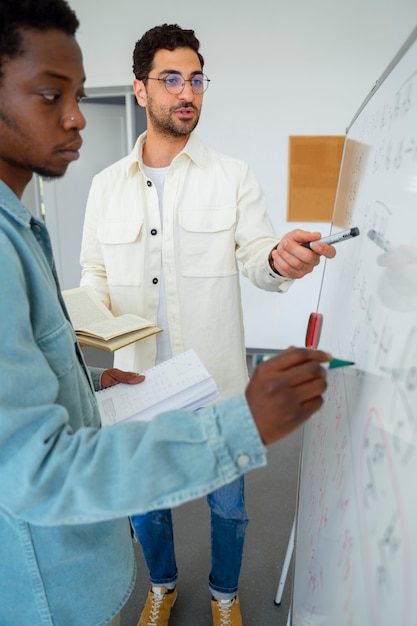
[{"xmin": 292, "ymin": 25, "xmax": 417, "ymax": 626}]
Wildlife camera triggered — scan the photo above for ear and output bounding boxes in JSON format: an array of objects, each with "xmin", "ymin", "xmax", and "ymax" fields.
[{"xmin": 133, "ymin": 79, "xmax": 147, "ymax": 108}]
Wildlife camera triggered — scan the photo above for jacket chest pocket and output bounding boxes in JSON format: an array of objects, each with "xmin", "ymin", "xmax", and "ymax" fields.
[
  {"xmin": 97, "ymin": 220, "xmax": 144, "ymax": 286},
  {"xmin": 178, "ymin": 209, "xmax": 237, "ymax": 277}
]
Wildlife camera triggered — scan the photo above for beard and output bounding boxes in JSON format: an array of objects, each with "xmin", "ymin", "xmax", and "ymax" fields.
[
  {"xmin": 14, "ymin": 155, "xmax": 67, "ymax": 180},
  {"xmin": 147, "ymin": 99, "xmax": 201, "ymax": 138},
  {"xmin": 32, "ymin": 167, "xmax": 66, "ymax": 180}
]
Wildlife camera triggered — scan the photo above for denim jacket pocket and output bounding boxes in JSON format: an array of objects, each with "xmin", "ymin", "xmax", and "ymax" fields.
[{"xmin": 37, "ymin": 319, "xmax": 99, "ymax": 429}]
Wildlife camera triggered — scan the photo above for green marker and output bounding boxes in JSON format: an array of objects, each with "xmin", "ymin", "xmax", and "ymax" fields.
[
  {"xmin": 327, "ymin": 358, "xmax": 355, "ymax": 369},
  {"xmin": 255, "ymin": 355, "xmax": 355, "ymax": 369}
]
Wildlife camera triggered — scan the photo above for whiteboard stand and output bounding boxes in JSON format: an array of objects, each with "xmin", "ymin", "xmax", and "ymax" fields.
[{"xmin": 274, "ymin": 516, "xmax": 295, "ymax": 609}]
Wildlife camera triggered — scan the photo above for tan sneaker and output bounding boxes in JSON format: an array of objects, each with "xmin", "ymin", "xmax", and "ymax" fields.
[
  {"xmin": 211, "ymin": 595, "xmax": 243, "ymax": 626},
  {"xmin": 137, "ymin": 586, "xmax": 177, "ymax": 626}
]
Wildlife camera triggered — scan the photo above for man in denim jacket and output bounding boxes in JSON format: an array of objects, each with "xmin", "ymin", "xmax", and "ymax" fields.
[{"xmin": 0, "ymin": 2, "xmax": 330, "ymax": 625}]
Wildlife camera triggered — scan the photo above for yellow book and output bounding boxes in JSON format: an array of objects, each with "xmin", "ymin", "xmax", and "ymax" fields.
[{"xmin": 62, "ymin": 286, "xmax": 161, "ymax": 352}]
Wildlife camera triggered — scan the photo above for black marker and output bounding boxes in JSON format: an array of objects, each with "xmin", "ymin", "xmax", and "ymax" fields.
[{"xmin": 302, "ymin": 226, "xmax": 360, "ymax": 249}]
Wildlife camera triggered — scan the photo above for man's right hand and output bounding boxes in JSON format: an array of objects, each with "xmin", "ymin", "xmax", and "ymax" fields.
[{"xmin": 245, "ymin": 347, "xmax": 331, "ymax": 445}]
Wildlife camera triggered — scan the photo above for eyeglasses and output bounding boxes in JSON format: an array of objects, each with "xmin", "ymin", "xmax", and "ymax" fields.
[{"xmin": 145, "ymin": 73, "xmax": 210, "ymax": 95}]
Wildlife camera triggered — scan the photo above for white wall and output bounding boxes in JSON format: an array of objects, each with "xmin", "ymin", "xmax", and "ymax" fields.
[{"xmin": 67, "ymin": 0, "xmax": 417, "ymax": 350}]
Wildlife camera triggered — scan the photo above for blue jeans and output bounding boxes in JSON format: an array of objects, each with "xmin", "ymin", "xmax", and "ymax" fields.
[{"xmin": 131, "ymin": 477, "xmax": 248, "ymax": 599}]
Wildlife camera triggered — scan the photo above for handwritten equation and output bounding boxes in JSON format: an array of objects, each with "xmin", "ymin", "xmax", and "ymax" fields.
[{"xmin": 292, "ymin": 34, "xmax": 417, "ymax": 626}]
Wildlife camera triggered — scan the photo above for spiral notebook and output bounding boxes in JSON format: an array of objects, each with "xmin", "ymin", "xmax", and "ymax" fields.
[{"xmin": 95, "ymin": 349, "xmax": 220, "ymax": 427}]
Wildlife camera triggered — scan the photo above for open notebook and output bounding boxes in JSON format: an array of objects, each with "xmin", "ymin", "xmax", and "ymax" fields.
[
  {"xmin": 62, "ymin": 286, "xmax": 161, "ymax": 351},
  {"xmin": 95, "ymin": 349, "xmax": 220, "ymax": 426}
]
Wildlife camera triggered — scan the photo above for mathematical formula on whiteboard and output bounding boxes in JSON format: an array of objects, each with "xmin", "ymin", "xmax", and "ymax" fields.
[{"xmin": 292, "ymin": 26, "xmax": 417, "ymax": 626}]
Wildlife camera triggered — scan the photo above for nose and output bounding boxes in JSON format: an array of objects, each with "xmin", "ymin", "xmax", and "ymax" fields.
[
  {"xmin": 63, "ymin": 107, "xmax": 86, "ymax": 130},
  {"xmin": 180, "ymin": 80, "xmax": 196, "ymax": 99}
]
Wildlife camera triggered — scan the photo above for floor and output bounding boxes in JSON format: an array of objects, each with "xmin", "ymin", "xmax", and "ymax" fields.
[{"xmin": 120, "ymin": 427, "xmax": 302, "ymax": 626}]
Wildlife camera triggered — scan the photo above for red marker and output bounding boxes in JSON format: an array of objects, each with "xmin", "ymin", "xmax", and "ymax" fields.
[{"xmin": 305, "ymin": 312, "xmax": 323, "ymax": 349}]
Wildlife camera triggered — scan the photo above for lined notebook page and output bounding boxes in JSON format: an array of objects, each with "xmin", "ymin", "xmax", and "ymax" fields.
[{"xmin": 96, "ymin": 349, "xmax": 220, "ymax": 426}]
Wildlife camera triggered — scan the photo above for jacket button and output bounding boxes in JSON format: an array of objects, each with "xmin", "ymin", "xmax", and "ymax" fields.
[
  {"xmin": 152, "ymin": 277, "xmax": 159, "ymax": 285},
  {"xmin": 150, "ymin": 228, "xmax": 157, "ymax": 236},
  {"xmin": 147, "ymin": 180, "xmax": 152, "ymax": 187},
  {"xmin": 236, "ymin": 454, "xmax": 250, "ymax": 467}
]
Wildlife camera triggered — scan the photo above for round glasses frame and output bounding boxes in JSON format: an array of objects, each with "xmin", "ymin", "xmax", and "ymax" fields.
[{"xmin": 144, "ymin": 73, "xmax": 210, "ymax": 95}]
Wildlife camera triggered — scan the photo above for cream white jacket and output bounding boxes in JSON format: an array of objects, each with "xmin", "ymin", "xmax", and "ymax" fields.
[{"xmin": 80, "ymin": 132, "xmax": 292, "ymax": 398}]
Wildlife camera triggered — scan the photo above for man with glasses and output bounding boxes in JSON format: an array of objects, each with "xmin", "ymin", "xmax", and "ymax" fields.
[{"xmin": 80, "ymin": 23, "xmax": 335, "ymax": 626}]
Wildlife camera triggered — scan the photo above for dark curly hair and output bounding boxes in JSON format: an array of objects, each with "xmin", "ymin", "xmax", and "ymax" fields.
[
  {"xmin": 132, "ymin": 23, "xmax": 204, "ymax": 81},
  {"xmin": 0, "ymin": 0, "xmax": 79, "ymax": 82}
]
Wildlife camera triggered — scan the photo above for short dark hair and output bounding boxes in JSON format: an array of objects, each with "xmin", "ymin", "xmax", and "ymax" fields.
[
  {"xmin": 0, "ymin": 0, "xmax": 79, "ymax": 82},
  {"xmin": 132, "ymin": 23, "xmax": 204, "ymax": 80}
]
